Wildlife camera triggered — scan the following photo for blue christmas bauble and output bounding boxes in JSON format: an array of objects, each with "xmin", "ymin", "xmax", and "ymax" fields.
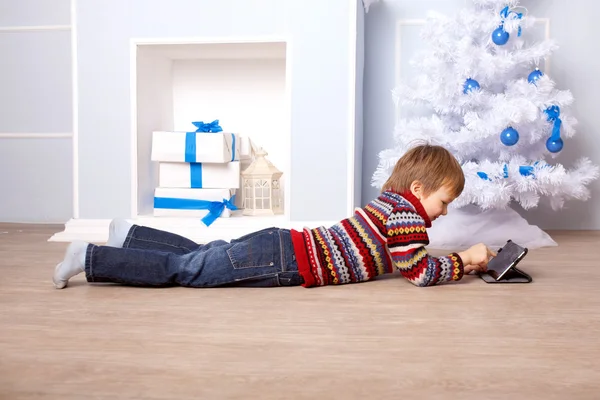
[
  {"xmin": 492, "ymin": 26, "xmax": 510, "ymax": 45},
  {"xmin": 500, "ymin": 127, "xmax": 519, "ymax": 146},
  {"xmin": 528, "ymin": 68, "xmax": 544, "ymax": 84},
  {"xmin": 463, "ymin": 78, "xmax": 480, "ymax": 94},
  {"xmin": 546, "ymin": 137, "xmax": 564, "ymax": 153}
]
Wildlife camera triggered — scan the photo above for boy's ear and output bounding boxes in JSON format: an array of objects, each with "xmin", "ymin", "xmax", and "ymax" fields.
[{"xmin": 410, "ymin": 180, "xmax": 423, "ymax": 200}]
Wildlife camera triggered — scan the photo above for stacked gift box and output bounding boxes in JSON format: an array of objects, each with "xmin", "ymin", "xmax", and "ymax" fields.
[{"xmin": 150, "ymin": 120, "xmax": 251, "ymax": 226}]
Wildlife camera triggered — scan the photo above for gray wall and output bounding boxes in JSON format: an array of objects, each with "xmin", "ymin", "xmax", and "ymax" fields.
[
  {"xmin": 362, "ymin": 0, "xmax": 600, "ymax": 229},
  {"xmin": 0, "ymin": 0, "xmax": 73, "ymax": 223}
]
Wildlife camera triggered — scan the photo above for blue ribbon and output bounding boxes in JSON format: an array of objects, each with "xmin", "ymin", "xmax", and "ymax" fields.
[
  {"xmin": 185, "ymin": 132, "xmax": 196, "ymax": 162},
  {"xmin": 230, "ymin": 133, "xmax": 236, "ymax": 162},
  {"xmin": 190, "ymin": 163, "xmax": 203, "ymax": 188},
  {"xmin": 478, "ymin": 163, "xmax": 538, "ymax": 181},
  {"xmin": 544, "ymin": 105, "xmax": 562, "ymax": 141},
  {"xmin": 477, "ymin": 172, "xmax": 491, "ymax": 181},
  {"xmin": 192, "ymin": 120, "xmax": 223, "ymax": 133},
  {"xmin": 519, "ymin": 166, "xmax": 534, "ymax": 177},
  {"xmin": 185, "ymin": 129, "xmax": 237, "ymax": 162},
  {"xmin": 500, "ymin": 6, "xmax": 523, "ymax": 36},
  {"xmin": 154, "ymin": 196, "xmax": 237, "ymax": 227}
]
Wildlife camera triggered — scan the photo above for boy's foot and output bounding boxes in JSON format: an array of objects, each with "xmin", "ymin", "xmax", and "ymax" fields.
[
  {"xmin": 53, "ymin": 241, "xmax": 88, "ymax": 289},
  {"xmin": 106, "ymin": 218, "xmax": 132, "ymax": 248}
]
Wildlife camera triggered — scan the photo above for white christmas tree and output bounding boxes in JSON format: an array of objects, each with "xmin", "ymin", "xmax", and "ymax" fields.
[{"xmin": 372, "ymin": 0, "xmax": 599, "ymax": 213}]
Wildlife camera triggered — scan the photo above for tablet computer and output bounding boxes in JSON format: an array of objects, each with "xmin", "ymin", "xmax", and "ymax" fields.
[{"xmin": 485, "ymin": 240, "xmax": 528, "ymax": 281}]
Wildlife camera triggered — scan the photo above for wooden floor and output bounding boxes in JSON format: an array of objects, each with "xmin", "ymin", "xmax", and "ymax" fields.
[{"xmin": 1, "ymin": 224, "xmax": 599, "ymax": 399}]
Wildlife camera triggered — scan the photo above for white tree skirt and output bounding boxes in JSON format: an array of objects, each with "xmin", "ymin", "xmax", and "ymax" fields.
[{"xmin": 427, "ymin": 205, "xmax": 557, "ymax": 251}]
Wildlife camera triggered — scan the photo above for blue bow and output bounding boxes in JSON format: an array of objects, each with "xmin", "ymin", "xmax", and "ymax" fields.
[
  {"xmin": 153, "ymin": 196, "xmax": 237, "ymax": 226},
  {"xmin": 192, "ymin": 120, "xmax": 223, "ymax": 133},
  {"xmin": 500, "ymin": 6, "xmax": 524, "ymax": 36},
  {"xmin": 544, "ymin": 105, "xmax": 562, "ymax": 141}
]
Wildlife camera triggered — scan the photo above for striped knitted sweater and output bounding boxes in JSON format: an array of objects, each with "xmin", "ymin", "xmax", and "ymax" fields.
[{"xmin": 290, "ymin": 191, "xmax": 464, "ymax": 287}]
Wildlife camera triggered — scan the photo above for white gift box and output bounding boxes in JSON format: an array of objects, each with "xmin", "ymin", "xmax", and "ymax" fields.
[
  {"xmin": 158, "ymin": 161, "xmax": 241, "ymax": 189},
  {"xmin": 151, "ymin": 131, "xmax": 240, "ymax": 163},
  {"xmin": 153, "ymin": 188, "xmax": 237, "ymax": 221}
]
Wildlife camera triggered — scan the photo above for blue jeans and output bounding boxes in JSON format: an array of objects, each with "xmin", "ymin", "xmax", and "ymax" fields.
[{"xmin": 84, "ymin": 226, "xmax": 303, "ymax": 288}]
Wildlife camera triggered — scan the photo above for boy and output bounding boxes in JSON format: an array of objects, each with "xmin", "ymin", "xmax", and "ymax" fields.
[{"xmin": 53, "ymin": 144, "xmax": 495, "ymax": 289}]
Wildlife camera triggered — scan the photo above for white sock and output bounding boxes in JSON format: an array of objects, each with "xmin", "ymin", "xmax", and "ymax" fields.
[
  {"xmin": 106, "ymin": 218, "xmax": 132, "ymax": 248},
  {"xmin": 53, "ymin": 241, "xmax": 88, "ymax": 289}
]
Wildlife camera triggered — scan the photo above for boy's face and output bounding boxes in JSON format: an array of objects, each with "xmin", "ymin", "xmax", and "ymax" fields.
[{"xmin": 413, "ymin": 184, "xmax": 456, "ymax": 222}]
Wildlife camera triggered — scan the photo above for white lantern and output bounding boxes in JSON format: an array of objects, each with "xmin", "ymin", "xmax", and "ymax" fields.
[{"xmin": 241, "ymin": 147, "xmax": 283, "ymax": 216}]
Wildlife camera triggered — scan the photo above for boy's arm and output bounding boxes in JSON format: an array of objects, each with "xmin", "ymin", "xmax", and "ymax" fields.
[{"xmin": 386, "ymin": 208, "xmax": 464, "ymax": 287}]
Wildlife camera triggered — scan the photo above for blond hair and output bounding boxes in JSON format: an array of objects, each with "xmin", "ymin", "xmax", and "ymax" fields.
[{"xmin": 382, "ymin": 144, "xmax": 464, "ymax": 198}]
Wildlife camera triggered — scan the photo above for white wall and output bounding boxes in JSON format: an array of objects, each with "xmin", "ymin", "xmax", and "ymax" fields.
[
  {"xmin": 0, "ymin": 0, "xmax": 73, "ymax": 223},
  {"xmin": 172, "ymin": 58, "xmax": 287, "ymax": 172},
  {"xmin": 136, "ymin": 49, "xmax": 173, "ymax": 216},
  {"xmin": 354, "ymin": 0, "xmax": 365, "ymax": 209},
  {"xmin": 362, "ymin": 0, "xmax": 600, "ymax": 229},
  {"xmin": 77, "ymin": 0, "xmax": 359, "ymax": 222}
]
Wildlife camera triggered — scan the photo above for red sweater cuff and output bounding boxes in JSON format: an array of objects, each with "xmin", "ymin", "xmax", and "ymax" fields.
[
  {"xmin": 448, "ymin": 252, "xmax": 464, "ymax": 282},
  {"xmin": 291, "ymin": 229, "xmax": 314, "ymax": 288}
]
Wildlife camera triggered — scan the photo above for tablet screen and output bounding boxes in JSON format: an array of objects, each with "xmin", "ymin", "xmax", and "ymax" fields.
[{"xmin": 486, "ymin": 241, "xmax": 526, "ymax": 279}]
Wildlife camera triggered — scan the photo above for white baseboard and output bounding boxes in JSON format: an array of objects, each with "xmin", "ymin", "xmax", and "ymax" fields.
[{"xmin": 48, "ymin": 213, "xmax": 336, "ymax": 244}]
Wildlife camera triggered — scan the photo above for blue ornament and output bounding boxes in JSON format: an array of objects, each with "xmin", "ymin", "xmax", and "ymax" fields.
[
  {"xmin": 528, "ymin": 68, "xmax": 544, "ymax": 84},
  {"xmin": 463, "ymin": 78, "xmax": 480, "ymax": 94},
  {"xmin": 500, "ymin": 127, "xmax": 519, "ymax": 146},
  {"xmin": 492, "ymin": 26, "xmax": 510, "ymax": 45},
  {"xmin": 546, "ymin": 137, "xmax": 564, "ymax": 153}
]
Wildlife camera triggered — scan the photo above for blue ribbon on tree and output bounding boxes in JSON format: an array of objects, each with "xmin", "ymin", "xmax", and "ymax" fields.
[
  {"xmin": 519, "ymin": 166, "xmax": 534, "ymax": 177},
  {"xmin": 192, "ymin": 120, "xmax": 223, "ymax": 133},
  {"xmin": 544, "ymin": 105, "xmax": 562, "ymax": 142},
  {"xmin": 477, "ymin": 171, "xmax": 492, "ymax": 181},
  {"xmin": 153, "ymin": 196, "xmax": 237, "ymax": 227},
  {"xmin": 477, "ymin": 162, "xmax": 541, "ymax": 181},
  {"xmin": 500, "ymin": 6, "xmax": 524, "ymax": 36}
]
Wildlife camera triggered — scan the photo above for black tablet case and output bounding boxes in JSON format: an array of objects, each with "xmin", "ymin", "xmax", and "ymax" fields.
[
  {"xmin": 478, "ymin": 240, "xmax": 533, "ymax": 284},
  {"xmin": 479, "ymin": 266, "xmax": 532, "ymax": 283}
]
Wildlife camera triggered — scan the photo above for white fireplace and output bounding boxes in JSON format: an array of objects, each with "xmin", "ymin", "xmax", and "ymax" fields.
[
  {"xmin": 134, "ymin": 40, "xmax": 288, "ymax": 211},
  {"xmin": 49, "ymin": 0, "xmax": 364, "ymax": 243}
]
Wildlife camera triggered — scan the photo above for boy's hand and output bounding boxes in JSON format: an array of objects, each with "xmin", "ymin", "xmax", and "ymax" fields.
[
  {"xmin": 464, "ymin": 264, "xmax": 487, "ymax": 274},
  {"xmin": 458, "ymin": 243, "xmax": 497, "ymax": 274}
]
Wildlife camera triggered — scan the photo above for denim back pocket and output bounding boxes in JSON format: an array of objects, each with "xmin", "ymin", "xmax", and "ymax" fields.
[{"xmin": 227, "ymin": 229, "xmax": 278, "ymax": 269}]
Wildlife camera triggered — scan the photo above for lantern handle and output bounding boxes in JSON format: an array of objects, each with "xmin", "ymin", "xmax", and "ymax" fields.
[
  {"xmin": 249, "ymin": 138, "xmax": 259, "ymax": 157},
  {"xmin": 248, "ymin": 138, "xmax": 267, "ymax": 158}
]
